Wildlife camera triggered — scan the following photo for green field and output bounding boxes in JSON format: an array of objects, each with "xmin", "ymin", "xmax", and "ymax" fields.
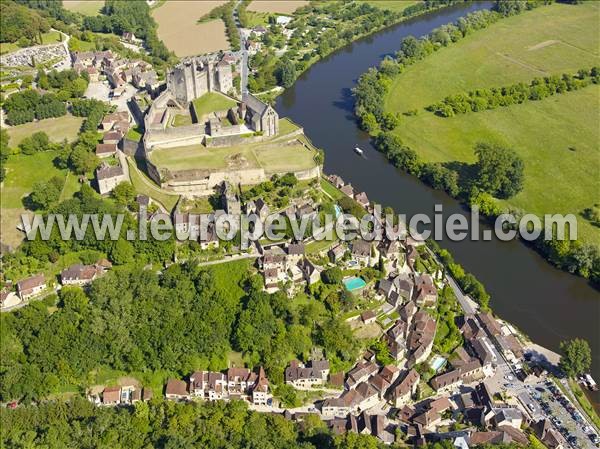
[
  {"xmin": 192, "ymin": 92, "xmax": 237, "ymax": 119},
  {"xmin": 62, "ymin": 0, "xmax": 104, "ymax": 16},
  {"xmin": 359, "ymin": 0, "xmax": 421, "ymax": 13},
  {"xmin": 1, "ymin": 151, "xmax": 72, "ymax": 249},
  {"xmin": 0, "ymin": 31, "xmax": 63, "ymax": 55},
  {"xmin": 384, "ymin": 2, "xmax": 600, "ymax": 244},
  {"xmin": 150, "ymin": 139, "xmax": 317, "ymax": 175},
  {"xmin": 4, "ymin": 115, "xmax": 84, "ymax": 146}
]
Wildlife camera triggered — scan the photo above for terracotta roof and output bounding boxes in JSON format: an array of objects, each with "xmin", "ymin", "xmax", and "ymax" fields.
[
  {"xmin": 16, "ymin": 274, "xmax": 45, "ymax": 292},
  {"xmin": 165, "ymin": 379, "xmax": 188, "ymax": 396}
]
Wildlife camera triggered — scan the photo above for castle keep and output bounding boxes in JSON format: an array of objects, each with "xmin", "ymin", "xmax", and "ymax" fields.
[{"xmin": 167, "ymin": 57, "xmax": 233, "ymax": 104}]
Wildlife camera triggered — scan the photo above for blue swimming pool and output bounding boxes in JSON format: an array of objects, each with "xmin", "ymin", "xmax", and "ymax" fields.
[{"xmin": 343, "ymin": 277, "xmax": 367, "ymax": 291}]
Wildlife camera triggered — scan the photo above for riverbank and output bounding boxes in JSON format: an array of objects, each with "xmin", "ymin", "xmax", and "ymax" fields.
[
  {"xmin": 273, "ymin": 0, "xmax": 600, "ymax": 413},
  {"xmin": 352, "ymin": 1, "xmax": 600, "ymax": 284}
]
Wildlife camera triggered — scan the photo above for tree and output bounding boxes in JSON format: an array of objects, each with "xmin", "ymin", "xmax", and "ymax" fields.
[
  {"xmin": 276, "ymin": 59, "xmax": 297, "ymax": 88},
  {"xmin": 19, "ymin": 131, "xmax": 50, "ymax": 154},
  {"xmin": 321, "ymin": 267, "xmax": 343, "ymax": 285},
  {"xmin": 110, "ymin": 239, "xmax": 135, "ymax": 265},
  {"xmin": 69, "ymin": 145, "xmax": 99, "ymax": 174},
  {"xmin": 474, "ymin": 142, "xmax": 524, "ymax": 199},
  {"xmin": 29, "ymin": 176, "xmax": 63, "ymax": 210},
  {"xmin": 559, "ymin": 338, "xmax": 591, "ymax": 378},
  {"xmin": 112, "ymin": 182, "xmax": 135, "ymax": 207}
]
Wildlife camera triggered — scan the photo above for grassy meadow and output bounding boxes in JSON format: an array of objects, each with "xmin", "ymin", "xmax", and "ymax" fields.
[
  {"xmin": 5, "ymin": 115, "xmax": 84, "ymax": 146},
  {"xmin": 62, "ymin": 0, "xmax": 104, "ymax": 16},
  {"xmin": 150, "ymin": 139, "xmax": 316, "ymax": 174},
  {"xmin": 359, "ymin": 1, "xmax": 421, "ymax": 13},
  {"xmin": 192, "ymin": 92, "xmax": 237, "ymax": 119},
  {"xmin": 0, "ymin": 151, "xmax": 74, "ymax": 249},
  {"xmin": 384, "ymin": 2, "xmax": 600, "ymax": 244}
]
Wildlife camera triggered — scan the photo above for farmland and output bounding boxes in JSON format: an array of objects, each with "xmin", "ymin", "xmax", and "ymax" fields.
[
  {"xmin": 384, "ymin": 2, "xmax": 600, "ymax": 244},
  {"xmin": 247, "ymin": 1, "xmax": 308, "ymax": 15},
  {"xmin": 5, "ymin": 115, "xmax": 84, "ymax": 146},
  {"xmin": 152, "ymin": 0, "xmax": 229, "ymax": 56},
  {"xmin": 62, "ymin": 0, "xmax": 104, "ymax": 16}
]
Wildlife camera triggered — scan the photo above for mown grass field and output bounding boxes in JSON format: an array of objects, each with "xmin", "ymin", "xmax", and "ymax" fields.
[
  {"xmin": 150, "ymin": 116, "xmax": 316, "ymax": 174},
  {"xmin": 0, "ymin": 151, "xmax": 72, "ymax": 249},
  {"xmin": 247, "ymin": 1, "xmax": 308, "ymax": 14},
  {"xmin": 152, "ymin": 0, "xmax": 229, "ymax": 57},
  {"xmin": 192, "ymin": 92, "xmax": 237, "ymax": 119},
  {"xmin": 4, "ymin": 115, "xmax": 84, "ymax": 146},
  {"xmin": 150, "ymin": 139, "xmax": 316, "ymax": 174},
  {"xmin": 62, "ymin": 0, "xmax": 104, "ymax": 16},
  {"xmin": 384, "ymin": 2, "xmax": 600, "ymax": 244},
  {"xmin": 359, "ymin": 0, "xmax": 421, "ymax": 13}
]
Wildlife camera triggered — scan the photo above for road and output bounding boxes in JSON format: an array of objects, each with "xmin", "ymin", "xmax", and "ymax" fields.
[{"xmin": 232, "ymin": 0, "xmax": 249, "ymax": 95}]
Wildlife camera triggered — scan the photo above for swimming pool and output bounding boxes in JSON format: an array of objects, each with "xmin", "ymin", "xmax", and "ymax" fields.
[
  {"xmin": 430, "ymin": 355, "xmax": 447, "ymax": 372},
  {"xmin": 343, "ymin": 277, "xmax": 367, "ymax": 291}
]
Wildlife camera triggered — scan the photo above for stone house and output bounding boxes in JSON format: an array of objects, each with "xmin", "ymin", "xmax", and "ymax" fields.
[
  {"xmin": 165, "ymin": 379, "xmax": 189, "ymax": 400},
  {"xmin": 328, "ymin": 243, "xmax": 346, "ymax": 263},
  {"xmin": 102, "ymin": 386, "xmax": 121, "ymax": 405},
  {"xmin": 16, "ymin": 274, "xmax": 46, "ymax": 300},
  {"xmin": 351, "ymin": 239, "xmax": 372, "ymax": 266},
  {"xmin": 60, "ymin": 264, "xmax": 102, "ymax": 286},
  {"xmin": 388, "ymin": 369, "xmax": 420, "ymax": 408},
  {"xmin": 96, "ymin": 163, "xmax": 127, "ymax": 195},
  {"xmin": 95, "ymin": 143, "xmax": 118, "ymax": 158},
  {"xmin": 354, "ymin": 191, "xmax": 369, "ymax": 208},
  {"xmin": 430, "ymin": 369, "xmax": 463, "ymax": 394}
]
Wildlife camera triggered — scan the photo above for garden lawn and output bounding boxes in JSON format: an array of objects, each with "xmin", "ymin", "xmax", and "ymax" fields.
[
  {"xmin": 5, "ymin": 115, "xmax": 84, "ymax": 146},
  {"xmin": 192, "ymin": 92, "xmax": 237, "ymax": 119},
  {"xmin": 0, "ymin": 31, "xmax": 63, "ymax": 55},
  {"xmin": 384, "ymin": 2, "xmax": 600, "ymax": 245}
]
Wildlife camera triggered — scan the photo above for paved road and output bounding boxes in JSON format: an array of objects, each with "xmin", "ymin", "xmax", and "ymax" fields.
[{"xmin": 232, "ymin": 0, "xmax": 249, "ymax": 95}]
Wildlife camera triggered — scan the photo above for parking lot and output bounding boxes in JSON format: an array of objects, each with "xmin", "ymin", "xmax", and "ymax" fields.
[{"xmin": 530, "ymin": 380, "xmax": 598, "ymax": 448}]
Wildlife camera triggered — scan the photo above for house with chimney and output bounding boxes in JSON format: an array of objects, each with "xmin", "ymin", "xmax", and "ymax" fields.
[
  {"xmin": 285, "ymin": 359, "xmax": 330, "ymax": 389},
  {"xmin": 346, "ymin": 361, "xmax": 378, "ymax": 390},
  {"xmin": 406, "ymin": 311, "xmax": 436, "ymax": 366},
  {"xmin": 388, "ymin": 369, "xmax": 420, "ymax": 407},
  {"xmin": 96, "ymin": 163, "xmax": 127, "ymax": 195},
  {"xmin": 60, "ymin": 264, "xmax": 103, "ymax": 286},
  {"xmin": 430, "ymin": 369, "xmax": 463, "ymax": 394}
]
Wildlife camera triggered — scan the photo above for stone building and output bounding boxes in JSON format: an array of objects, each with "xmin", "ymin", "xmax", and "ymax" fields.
[
  {"xmin": 167, "ymin": 56, "xmax": 233, "ymax": 104},
  {"xmin": 96, "ymin": 163, "xmax": 127, "ymax": 195},
  {"xmin": 240, "ymin": 93, "xmax": 279, "ymax": 137}
]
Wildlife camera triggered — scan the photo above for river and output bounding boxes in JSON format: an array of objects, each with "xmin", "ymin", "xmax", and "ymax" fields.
[{"xmin": 275, "ymin": 2, "xmax": 600, "ymax": 409}]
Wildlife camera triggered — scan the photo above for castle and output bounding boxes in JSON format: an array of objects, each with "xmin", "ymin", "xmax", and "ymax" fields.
[{"xmin": 167, "ymin": 56, "xmax": 233, "ymax": 103}]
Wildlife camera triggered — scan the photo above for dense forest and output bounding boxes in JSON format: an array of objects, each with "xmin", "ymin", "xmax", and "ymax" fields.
[
  {"xmin": 0, "ymin": 256, "xmax": 359, "ymax": 403},
  {"xmin": 0, "ymin": 398, "xmax": 537, "ymax": 449}
]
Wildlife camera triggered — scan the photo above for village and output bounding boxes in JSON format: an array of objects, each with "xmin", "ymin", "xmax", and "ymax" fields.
[
  {"xmin": 0, "ymin": 3, "xmax": 598, "ymax": 448},
  {"xmin": 3, "ymin": 166, "xmax": 596, "ymax": 448}
]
